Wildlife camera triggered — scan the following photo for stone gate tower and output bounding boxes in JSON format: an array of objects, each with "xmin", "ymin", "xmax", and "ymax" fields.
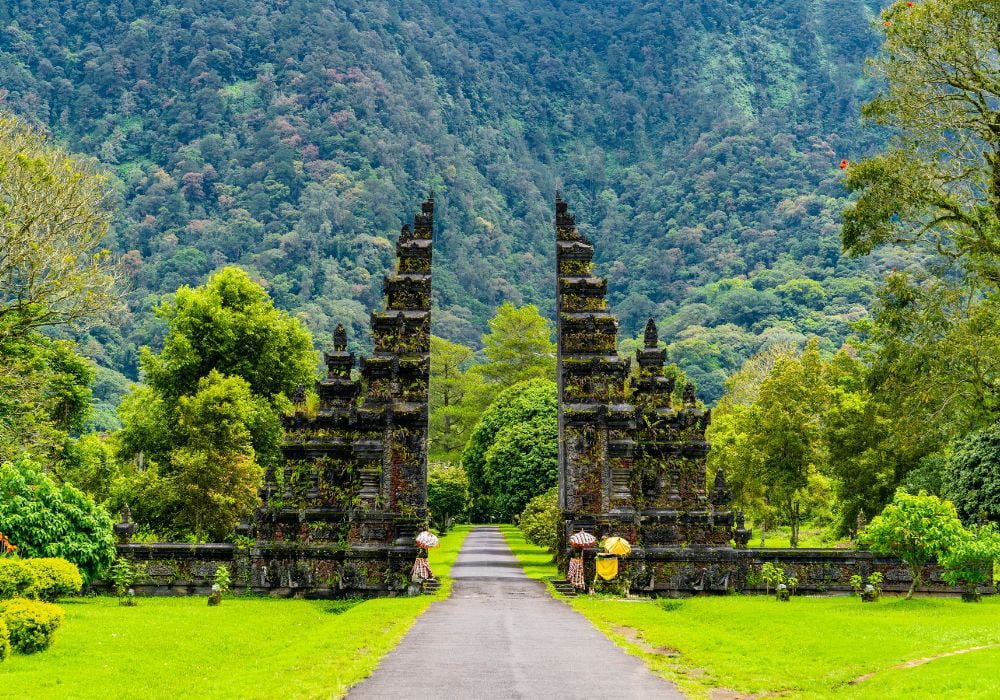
[
  {"xmin": 555, "ymin": 194, "xmax": 734, "ymax": 591},
  {"xmin": 251, "ymin": 195, "xmax": 434, "ymax": 596}
]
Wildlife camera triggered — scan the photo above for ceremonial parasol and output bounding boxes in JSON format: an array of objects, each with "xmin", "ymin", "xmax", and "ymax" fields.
[
  {"xmin": 569, "ymin": 531, "xmax": 596, "ymax": 548},
  {"xmin": 415, "ymin": 530, "xmax": 440, "ymax": 549},
  {"xmin": 603, "ymin": 536, "xmax": 632, "ymax": 556}
]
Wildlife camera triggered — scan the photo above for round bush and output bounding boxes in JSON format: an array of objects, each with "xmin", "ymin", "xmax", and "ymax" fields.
[
  {"xmin": 0, "ymin": 617, "xmax": 9, "ymax": 662},
  {"xmin": 0, "ymin": 559, "xmax": 38, "ymax": 600},
  {"xmin": 0, "ymin": 598, "xmax": 64, "ymax": 654},
  {"xmin": 23, "ymin": 559, "xmax": 83, "ymax": 601}
]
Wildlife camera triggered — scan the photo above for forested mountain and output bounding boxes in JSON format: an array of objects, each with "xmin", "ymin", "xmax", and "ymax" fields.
[{"xmin": 0, "ymin": 0, "xmax": 895, "ymax": 406}]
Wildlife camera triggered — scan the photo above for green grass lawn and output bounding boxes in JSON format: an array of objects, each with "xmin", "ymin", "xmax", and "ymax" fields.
[
  {"xmin": 500, "ymin": 526, "xmax": 1000, "ymax": 699},
  {"xmin": 0, "ymin": 525, "xmax": 471, "ymax": 700}
]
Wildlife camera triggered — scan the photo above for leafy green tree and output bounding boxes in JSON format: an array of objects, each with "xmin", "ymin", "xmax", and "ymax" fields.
[
  {"xmin": 842, "ymin": 0, "xmax": 1000, "ymax": 277},
  {"xmin": 119, "ymin": 266, "xmax": 311, "ymax": 468},
  {"xmin": 462, "ymin": 379, "xmax": 557, "ymax": 521},
  {"xmin": 0, "ymin": 336, "xmax": 96, "ymax": 464},
  {"xmin": 474, "ymin": 303, "xmax": 556, "ymax": 387},
  {"xmin": 427, "ymin": 463, "xmax": 469, "ymax": 533},
  {"xmin": 429, "ymin": 336, "xmax": 483, "ymax": 463},
  {"xmin": 142, "ymin": 266, "xmax": 315, "ymax": 407},
  {"xmin": 861, "ymin": 490, "xmax": 968, "ymax": 599},
  {"xmin": 0, "ymin": 456, "xmax": 116, "ymax": 582},
  {"xmin": 946, "ymin": 423, "xmax": 1000, "ymax": 525},
  {"xmin": 484, "ymin": 419, "xmax": 559, "ymax": 521},
  {"xmin": 710, "ymin": 341, "xmax": 829, "ymax": 546},
  {"xmin": 0, "ymin": 113, "xmax": 119, "ymax": 346},
  {"xmin": 939, "ymin": 523, "xmax": 1000, "ymax": 596},
  {"xmin": 168, "ymin": 371, "xmax": 264, "ymax": 541},
  {"xmin": 518, "ymin": 487, "xmax": 561, "ymax": 553}
]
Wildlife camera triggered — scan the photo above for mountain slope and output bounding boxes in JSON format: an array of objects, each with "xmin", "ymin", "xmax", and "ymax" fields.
[{"xmin": 0, "ymin": 0, "xmax": 891, "ymax": 402}]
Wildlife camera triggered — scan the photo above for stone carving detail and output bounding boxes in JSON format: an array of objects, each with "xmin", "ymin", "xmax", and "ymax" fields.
[
  {"xmin": 251, "ymin": 195, "xmax": 434, "ymax": 596},
  {"xmin": 555, "ymin": 194, "xmax": 733, "ymax": 577}
]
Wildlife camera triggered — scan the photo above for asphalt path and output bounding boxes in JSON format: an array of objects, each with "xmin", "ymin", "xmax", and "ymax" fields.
[{"xmin": 348, "ymin": 526, "xmax": 684, "ymax": 699}]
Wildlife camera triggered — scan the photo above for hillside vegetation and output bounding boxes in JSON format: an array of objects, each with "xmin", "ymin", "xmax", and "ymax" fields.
[{"xmin": 0, "ymin": 0, "xmax": 894, "ymax": 405}]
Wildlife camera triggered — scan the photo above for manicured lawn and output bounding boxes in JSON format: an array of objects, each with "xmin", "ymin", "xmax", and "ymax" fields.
[
  {"xmin": 500, "ymin": 526, "xmax": 1000, "ymax": 699},
  {"xmin": 0, "ymin": 526, "xmax": 471, "ymax": 700}
]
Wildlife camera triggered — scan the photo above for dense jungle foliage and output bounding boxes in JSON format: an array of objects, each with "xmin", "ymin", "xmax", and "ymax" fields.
[{"xmin": 0, "ymin": 0, "xmax": 894, "ymax": 411}]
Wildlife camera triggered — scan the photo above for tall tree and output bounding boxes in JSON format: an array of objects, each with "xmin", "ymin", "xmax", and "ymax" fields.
[
  {"xmin": 169, "ymin": 371, "xmax": 264, "ymax": 542},
  {"xmin": 474, "ymin": 303, "xmax": 556, "ymax": 387},
  {"xmin": 0, "ymin": 113, "xmax": 119, "ymax": 345},
  {"xmin": 428, "ymin": 336, "xmax": 483, "ymax": 463},
  {"xmin": 462, "ymin": 378, "xmax": 558, "ymax": 521},
  {"xmin": 842, "ymin": 0, "xmax": 1000, "ymax": 275},
  {"xmin": 710, "ymin": 341, "xmax": 830, "ymax": 546}
]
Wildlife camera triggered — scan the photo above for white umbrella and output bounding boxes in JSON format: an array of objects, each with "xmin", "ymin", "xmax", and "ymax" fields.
[{"xmin": 415, "ymin": 530, "xmax": 440, "ymax": 548}]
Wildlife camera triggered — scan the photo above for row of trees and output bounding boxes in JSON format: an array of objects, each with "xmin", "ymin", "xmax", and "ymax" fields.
[{"xmin": 712, "ymin": 0, "xmax": 1000, "ymax": 541}]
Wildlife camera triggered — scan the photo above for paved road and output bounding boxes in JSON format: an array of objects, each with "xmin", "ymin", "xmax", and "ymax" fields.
[{"xmin": 349, "ymin": 526, "xmax": 683, "ymax": 699}]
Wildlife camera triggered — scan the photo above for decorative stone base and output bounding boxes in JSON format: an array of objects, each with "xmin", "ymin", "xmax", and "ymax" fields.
[
  {"xmin": 105, "ymin": 542, "xmax": 420, "ymax": 598},
  {"xmin": 568, "ymin": 546, "xmax": 988, "ymax": 596}
]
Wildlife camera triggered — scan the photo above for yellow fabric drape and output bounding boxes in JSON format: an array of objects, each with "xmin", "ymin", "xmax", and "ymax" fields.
[{"xmin": 595, "ymin": 557, "xmax": 619, "ymax": 581}]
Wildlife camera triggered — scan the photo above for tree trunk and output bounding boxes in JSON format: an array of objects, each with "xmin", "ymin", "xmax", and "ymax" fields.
[{"xmin": 907, "ymin": 565, "xmax": 921, "ymax": 600}]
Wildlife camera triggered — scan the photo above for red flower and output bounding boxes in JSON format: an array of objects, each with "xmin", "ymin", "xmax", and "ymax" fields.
[{"xmin": 839, "ymin": 159, "xmax": 849, "ymax": 170}]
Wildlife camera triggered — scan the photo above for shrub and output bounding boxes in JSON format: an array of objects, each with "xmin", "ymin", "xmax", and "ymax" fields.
[
  {"xmin": 214, "ymin": 565, "xmax": 231, "ymax": 595},
  {"xmin": 0, "ymin": 598, "xmax": 64, "ymax": 654},
  {"xmin": 0, "ymin": 559, "xmax": 37, "ymax": 600},
  {"xmin": 861, "ymin": 490, "xmax": 967, "ymax": 599},
  {"xmin": 517, "ymin": 487, "xmax": 560, "ymax": 553},
  {"xmin": 23, "ymin": 559, "xmax": 83, "ymax": 601},
  {"xmin": 0, "ymin": 617, "xmax": 9, "ymax": 662},
  {"xmin": 0, "ymin": 457, "xmax": 116, "ymax": 582},
  {"xmin": 939, "ymin": 524, "xmax": 1000, "ymax": 597},
  {"xmin": 110, "ymin": 558, "xmax": 139, "ymax": 605}
]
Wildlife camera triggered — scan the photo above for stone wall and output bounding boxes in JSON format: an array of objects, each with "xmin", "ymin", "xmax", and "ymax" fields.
[
  {"xmin": 105, "ymin": 542, "xmax": 415, "ymax": 598},
  {"xmin": 107, "ymin": 542, "xmax": 987, "ymax": 597},
  {"xmin": 575, "ymin": 546, "xmax": 986, "ymax": 596}
]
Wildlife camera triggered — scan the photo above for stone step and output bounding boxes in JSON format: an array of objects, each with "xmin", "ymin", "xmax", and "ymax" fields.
[
  {"xmin": 549, "ymin": 578, "xmax": 578, "ymax": 598},
  {"xmin": 422, "ymin": 578, "xmax": 441, "ymax": 594}
]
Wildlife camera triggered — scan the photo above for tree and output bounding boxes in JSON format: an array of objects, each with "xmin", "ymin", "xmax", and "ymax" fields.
[
  {"xmin": 946, "ymin": 422, "xmax": 1000, "ymax": 525},
  {"xmin": 518, "ymin": 487, "xmax": 561, "ymax": 553},
  {"xmin": 861, "ymin": 490, "xmax": 968, "ymax": 599},
  {"xmin": 710, "ymin": 341, "xmax": 829, "ymax": 546},
  {"xmin": 0, "ymin": 456, "xmax": 116, "ymax": 582},
  {"xmin": 428, "ymin": 336, "xmax": 483, "ymax": 463},
  {"xmin": 842, "ymin": 0, "xmax": 1000, "ymax": 278},
  {"xmin": 119, "ymin": 267, "xmax": 312, "ymax": 472},
  {"xmin": 142, "ymin": 266, "xmax": 315, "ymax": 406},
  {"xmin": 474, "ymin": 303, "xmax": 556, "ymax": 387},
  {"xmin": 0, "ymin": 113, "xmax": 119, "ymax": 345},
  {"xmin": 427, "ymin": 463, "xmax": 469, "ymax": 533},
  {"xmin": 169, "ymin": 371, "xmax": 264, "ymax": 541},
  {"xmin": 0, "ymin": 335, "xmax": 96, "ymax": 465},
  {"xmin": 483, "ymin": 419, "xmax": 559, "ymax": 521},
  {"xmin": 462, "ymin": 379, "xmax": 557, "ymax": 520},
  {"xmin": 939, "ymin": 523, "xmax": 1000, "ymax": 597}
]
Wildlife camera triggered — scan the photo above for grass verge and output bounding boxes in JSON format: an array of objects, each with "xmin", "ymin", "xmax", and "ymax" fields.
[
  {"xmin": 0, "ymin": 525, "xmax": 472, "ymax": 700},
  {"xmin": 500, "ymin": 525, "xmax": 1000, "ymax": 699}
]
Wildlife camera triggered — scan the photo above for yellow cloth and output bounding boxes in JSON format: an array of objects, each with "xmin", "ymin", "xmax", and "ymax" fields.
[{"xmin": 595, "ymin": 557, "xmax": 619, "ymax": 581}]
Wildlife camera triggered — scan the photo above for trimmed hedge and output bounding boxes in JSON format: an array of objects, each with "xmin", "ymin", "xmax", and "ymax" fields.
[
  {"xmin": 24, "ymin": 559, "xmax": 83, "ymax": 601},
  {"xmin": 0, "ymin": 559, "xmax": 37, "ymax": 600},
  {"xmin": 0, "ymin": 598, "xmax": 64, "ymax": 654},
  {"xmin": 0, "ymin": 617, "xmax": 9, "ymax": 662}
]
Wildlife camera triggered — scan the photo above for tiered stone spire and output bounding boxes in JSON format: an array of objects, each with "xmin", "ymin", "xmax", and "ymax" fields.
[
  {"xmin": 555, "ymin": 194, "xmax": 732, "ymax": 575},
  {"xmin": 252, "ymin": 195, "xmax": 434, "ymax": 595}
]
